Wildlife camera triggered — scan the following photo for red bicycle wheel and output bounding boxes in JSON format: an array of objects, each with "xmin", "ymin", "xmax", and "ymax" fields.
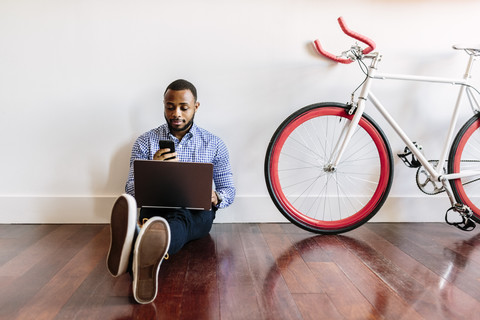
[
  {"xmin": 449, "ymin": 114, "xmax": 480, "ymax": 222},
  {"xmin": 265, "ymin": 103, "xmax": 393, "ymax": 234}
]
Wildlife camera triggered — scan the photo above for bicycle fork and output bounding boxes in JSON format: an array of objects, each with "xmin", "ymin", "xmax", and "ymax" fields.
[
  {"xmin": 328, "ymin": 62, "xmax": 376, "ymax": 170},
  {"xmin": 327, "ymin": 100, "xmax": 366, "ymax": 170}
]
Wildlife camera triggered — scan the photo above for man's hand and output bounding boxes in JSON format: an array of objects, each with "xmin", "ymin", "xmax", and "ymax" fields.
[
  {"xmin": 153, "ymin": 148, "xmax": 178, "ymax": 161},
  {"xmin": 211, "ymin": 190, "xmax": 219, "ymax": 207}
]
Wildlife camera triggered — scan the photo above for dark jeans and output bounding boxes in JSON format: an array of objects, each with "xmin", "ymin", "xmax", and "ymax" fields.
[{"xmin": 139, "ymin": 207, "xmax": 216, "ymax": 255}]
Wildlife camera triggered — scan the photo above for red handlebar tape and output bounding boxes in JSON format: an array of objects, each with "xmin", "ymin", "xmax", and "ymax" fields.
[{"xmin": 313, "ymin": 16, "xmax": 376, "ymax": 64}]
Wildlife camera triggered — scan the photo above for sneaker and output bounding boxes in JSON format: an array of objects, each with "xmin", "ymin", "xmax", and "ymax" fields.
[
  {"xmin": 106, "ymin": 194, "xmax": 137, "ymax": 277},
  {"xmin": 133, "ymin": 217, "xmax": 171, "ymax": 304}
]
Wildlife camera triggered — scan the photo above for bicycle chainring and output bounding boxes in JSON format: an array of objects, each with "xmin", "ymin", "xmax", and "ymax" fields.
[{"xmin": 416, "ymin": 160, "xmax": 445, "ymax": 195}]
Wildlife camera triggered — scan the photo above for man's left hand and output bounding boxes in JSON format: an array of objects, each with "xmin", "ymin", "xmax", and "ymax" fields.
[{"xmin": 211, "ymin": 190, "xmax": 218, "ymax": 207}]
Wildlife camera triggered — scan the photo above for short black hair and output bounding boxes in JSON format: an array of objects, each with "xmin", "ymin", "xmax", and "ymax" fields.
[{"xmin": 164, "ymin": 79, "xmax": 197, "ymax": 101}]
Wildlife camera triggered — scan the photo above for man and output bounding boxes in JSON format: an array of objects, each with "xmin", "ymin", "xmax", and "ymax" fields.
[{"xmin": 106, "ymin": 79, "xmax": 235, "ymax": 304}]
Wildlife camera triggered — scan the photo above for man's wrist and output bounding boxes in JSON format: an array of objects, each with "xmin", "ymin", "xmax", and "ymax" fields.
[{"xmin": 214, "ymin": 191, "xmax": 223, "ymax": 207}]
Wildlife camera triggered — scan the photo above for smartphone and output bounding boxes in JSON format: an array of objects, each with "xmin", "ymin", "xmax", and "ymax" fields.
[{"xmin": 159, "ymin": 140, "xmax": 176, "ymax": 160}]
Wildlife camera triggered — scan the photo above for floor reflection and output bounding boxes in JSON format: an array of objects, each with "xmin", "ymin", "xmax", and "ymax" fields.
[
  {"xmin": 261, "ymin": 227, "xmax": 480, "ymax": 319},
  {"xmin": 438, "ymin": 231, "xmax": 480, "ymax": 318},
  {"xmin": 108, "ymin": 224, "xmax": 480, "ymax": 319},
  {"xmin": 262, "ymin": 234, "xmax": 378, "ymax": 319}
]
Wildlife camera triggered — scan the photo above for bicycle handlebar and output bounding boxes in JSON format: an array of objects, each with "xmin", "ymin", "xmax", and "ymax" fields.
[{"xmin": 313, "ymin": 17, "xmax": 376, "ymax": 64}]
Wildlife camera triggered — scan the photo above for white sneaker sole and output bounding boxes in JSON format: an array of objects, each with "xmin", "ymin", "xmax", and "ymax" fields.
[
  {"xmin": 106, "ymin": 193, "xmax": 137, "ymax": 277},
  {"xmin": 132, "ymin": 217, "xmax": 171, "ymax": 304}
]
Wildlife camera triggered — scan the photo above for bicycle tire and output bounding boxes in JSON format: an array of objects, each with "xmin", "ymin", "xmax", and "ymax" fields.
[
  {"xmin": 448, "ymin": 113, "xmax": 480, "ymax": 222},
  {"xmin": 265, "ymin": 103, "xmax": 394, "ymax": 234}
]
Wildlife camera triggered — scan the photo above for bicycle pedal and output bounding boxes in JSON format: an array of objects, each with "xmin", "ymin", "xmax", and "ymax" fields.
[
  {"xmin": 460, "ymin": 219, "xmax": 476, "ymax": 231},
  {"xmin": 452, "ymin": 218, "xmax": 476, "ymax": 232},
  {"xmin": 397, "ymin": 143, "xmax": 422, "ymax": 168},
  {"xmin": 445, "ymin": 205, "xmax": 476, "ymax": 232}
]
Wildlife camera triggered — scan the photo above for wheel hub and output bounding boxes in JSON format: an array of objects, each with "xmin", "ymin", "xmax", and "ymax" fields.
[{"xmin": 323, "ymin": 164, "xmax": 336, "ymax": 173}]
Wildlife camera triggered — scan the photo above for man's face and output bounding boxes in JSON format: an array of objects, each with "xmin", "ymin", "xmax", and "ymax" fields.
[{"xmin": 164, "ymin": 89, "xmax": 199, "ymax": 138}]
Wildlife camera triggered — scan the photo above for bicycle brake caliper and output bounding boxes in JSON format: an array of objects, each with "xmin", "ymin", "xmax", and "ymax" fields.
[{"xmin": 347, "ymin": 98, "xmax": 357, "ymax": 115}]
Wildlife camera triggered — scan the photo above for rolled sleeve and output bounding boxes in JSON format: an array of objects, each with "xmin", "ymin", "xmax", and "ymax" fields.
[{"xmin": 213, "ymin": 140, "xmax": 235, "ymax": 208}]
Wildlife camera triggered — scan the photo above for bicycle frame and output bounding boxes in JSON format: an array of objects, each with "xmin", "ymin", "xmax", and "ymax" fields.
[
  {"xmin": 266, "ymin": 17, "xmax": 480, "ymax": 232},
  {"xmin": 331, "ymin": 52, "xmax": 480, "ymax": 187}
]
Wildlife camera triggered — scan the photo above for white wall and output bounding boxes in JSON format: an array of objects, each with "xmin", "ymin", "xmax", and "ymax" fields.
[{"xmin": 1, "ymin": 0, "xmax": 479, "ymax": 223}]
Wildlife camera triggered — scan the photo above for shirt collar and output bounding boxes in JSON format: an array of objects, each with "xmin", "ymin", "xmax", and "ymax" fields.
[{"xmin": 163, "ymin": 122, "xmax": 197, "ymax": 141}]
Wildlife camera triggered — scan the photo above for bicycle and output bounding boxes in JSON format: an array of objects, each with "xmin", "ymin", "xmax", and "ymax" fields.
[{"xmin": 264, "ymin": 17, "xmax": 480, "ymax": 234}]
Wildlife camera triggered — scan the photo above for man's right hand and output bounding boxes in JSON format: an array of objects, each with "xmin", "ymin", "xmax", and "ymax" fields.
[{"xmin": 153, "ymin": 148, "xmax": 178, "ymax": 161}]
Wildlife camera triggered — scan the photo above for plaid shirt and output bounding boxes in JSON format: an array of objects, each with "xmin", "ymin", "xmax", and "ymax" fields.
[{"xmin": 125, "ymin": 123, "xmax": 235, "ymax": 209}]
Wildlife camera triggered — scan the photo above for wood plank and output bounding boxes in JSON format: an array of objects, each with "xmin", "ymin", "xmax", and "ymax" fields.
[
  {"xmin": 14, "ymin": 225, "xmax": 107, "ymax": 320},
  {"xmin": 427, "ymin": 223, "xmax": 480, "ymax": 265},
  {"xmin": 53, "ymin": 250, "xmax": 135, "ymax": 320},
  {"xmin": 240, "ymin": 223, "xmax": 303, "ymax": 320},
  {"xmin": 0, "ymin": 224, "xmax": 59, "ymax": 267},
  {"xmin": 327, "ymin": 233, "xmax": 423, "ymax": 319},
  {"xmin": 261, "ymin": 228, "xmax": 324, "ymax": 294},
  {"xmin": 367, "ymin": 223, "xmax": 480, "ymax": 296},
  {"xmin": 178, "ymin": 235, "xmax": 220, "ymax": 320},
  {"xmin": 289, "ymin": 233, "xmax": 332, "ymax": 263},
  {"xmin": 363, "ymin": 223, "xmax": 480, "ymax": 319},
  {"xmin": 150, "ymin": 246, "xmax": 190, "ymax": 318},
  {"xmin": 0, "ymin": 225, "xmax": 72, "ymax": 277},
  {"xmin": 261, "ymin": 228, "xmax": 347, "ymax": 319},
  {"xmin": 308, "ymin": 261, "xmax": 382, "ymax": 319},
  {"xmin": 0, "ymin": 225, "xmax": 104, "ymax": 319},
  {"xmin": 292, "ymin": 293, "xmax": 343, "ymax": 320},
  {"xmin": 214, "ymin": 224, "xmax": 263, "ymax": 320},
  {"xmin": 0, "ymin": 223, "xmax": 479, "ymax": 319},
  {"xmin": 309, "ymin": 234, "xmax": 418, "ymax": 319}
]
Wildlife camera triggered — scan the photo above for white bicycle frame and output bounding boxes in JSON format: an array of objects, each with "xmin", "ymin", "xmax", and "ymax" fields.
[{"xmin": 331, "ymin": 51, "xmax": 480, "ymax": 198}]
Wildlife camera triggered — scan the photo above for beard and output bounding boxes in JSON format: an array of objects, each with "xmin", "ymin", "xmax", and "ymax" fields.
[{"xmin": 165, "ymin": 114, "xmax": 195, "ymax": 135}]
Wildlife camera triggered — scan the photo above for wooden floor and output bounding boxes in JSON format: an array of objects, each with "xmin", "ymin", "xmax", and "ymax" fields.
[{"xmin": 1, "ymin": 222, "xmax": 480, "ymax": 320}]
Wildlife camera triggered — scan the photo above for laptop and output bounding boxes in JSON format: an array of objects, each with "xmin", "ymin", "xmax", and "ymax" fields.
[{"xmin": 133, "ymin": 160, "xmax": 213, "ymax": 211}]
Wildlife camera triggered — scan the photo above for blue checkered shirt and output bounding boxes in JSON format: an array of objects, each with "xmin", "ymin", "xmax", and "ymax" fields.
[{"xmin": 125, "ymin": 123, "xmax": 235, "ymax": 209}]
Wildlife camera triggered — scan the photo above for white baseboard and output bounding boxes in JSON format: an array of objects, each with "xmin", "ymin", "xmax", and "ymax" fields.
[
  {"xmin": 0, "ymin": 195, "xmax": 456, "ymax": 224},
  {"xmin": 215, "ymin": 195, "xmax": 453, "ymax": 223}
]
